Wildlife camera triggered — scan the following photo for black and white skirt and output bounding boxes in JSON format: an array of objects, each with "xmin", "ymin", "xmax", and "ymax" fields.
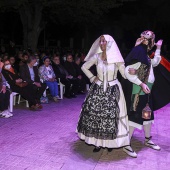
[{"xmin": 76, "ymin": 79, "xmax": 130, "ymax": 148}]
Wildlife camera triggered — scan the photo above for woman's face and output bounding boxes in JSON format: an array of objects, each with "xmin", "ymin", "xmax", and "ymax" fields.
[
  {"xmin": 4, "ymin": 60, "xmax": 11, "ymax": 70},
  {"xmin": 44, "ymin": 58, "xmax": 50, "ymax": 66},
  {"xmin": 99, "ymin": 36, "xmax": 107, "ymax": 51}
]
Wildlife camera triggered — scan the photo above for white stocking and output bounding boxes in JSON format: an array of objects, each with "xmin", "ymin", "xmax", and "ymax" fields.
[
  {"xmin": 144, "ymin": 123, "xmax": 151, "ymax": 138},
  {"xmin": 124, "ymin": 126, "xmax": 135, "ymax": 151},
  {"xmin": 129, "ymin": 126, "xmax": 135, "ymax": 140}
]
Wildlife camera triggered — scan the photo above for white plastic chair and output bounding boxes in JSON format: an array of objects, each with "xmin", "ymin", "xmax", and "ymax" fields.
[
  {"xmin": 9, "ymin": 92, "xmax": 19, "ymax": 112},
  {"xmin": 17, "ymin": 95, "xmax": 29, "ymax": 107},
  {"xmin": 58, "ymin": 78, "xmax": 65, "ymax": 99},
  {"xmin": 6, "ymin": 82, "xmax": 18, "ymax": 112},
  {"xmin": 40, "ymin": 78, "xmax": 65, "ymax": 99},
  {"xmin": 7, "ymin": 82, "xmax": 29, "ymax": 112}
]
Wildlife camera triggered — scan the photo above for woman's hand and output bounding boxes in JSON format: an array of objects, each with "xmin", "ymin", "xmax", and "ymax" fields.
[
  {"xmin": 1, "ymin": 85, "xmax": 6, "ymax": 93},
  {"xmin": 140, "ymin": 83, "xmax": 150, "ymax": 94},
  {"xmin": 128, "ymin": 68, "xmax": 137, "ymax": 75},
  {"xmin": 49, "ymin": 78, "xmax": 55, "ymax": 82},
  {"xmin": 93, "ymin": 77, "xmax": 99, "ymax": 83},
  {"xmin": 135, "ymin": 37, "xmax": 144, "ymax": 46}
]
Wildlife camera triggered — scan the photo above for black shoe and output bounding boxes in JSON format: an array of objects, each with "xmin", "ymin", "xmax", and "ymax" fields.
[
  {"xmin": 107, "ymin": 148, "xmax": 113, "ymax": 152},
  {"xmin": 93, "ymin": 147, "xmax": 101, "ymax": 152}
]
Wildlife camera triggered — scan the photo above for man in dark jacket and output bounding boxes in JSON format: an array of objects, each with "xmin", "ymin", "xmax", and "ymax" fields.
[
  {"xmin": 52, "ymin": 55, "xmax": 76, "ymax": 98},
  {"xmin": 20, "ymin": 56, "xmax": 47, "ymax": 103},
  {"xmin": 64, "ymin": 54, "xmax": 86, "ymax": 94}
]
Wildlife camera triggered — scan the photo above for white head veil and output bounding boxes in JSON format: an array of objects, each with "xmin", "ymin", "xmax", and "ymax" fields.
[{"xmin": 84, "ymin": 34, "xmax": 124, "ymax": 64}]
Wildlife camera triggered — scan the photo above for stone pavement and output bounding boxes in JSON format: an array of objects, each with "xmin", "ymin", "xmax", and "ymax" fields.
[{"xmin": 0, "ymin": 95, "xmax": 170, "ymax": 170}]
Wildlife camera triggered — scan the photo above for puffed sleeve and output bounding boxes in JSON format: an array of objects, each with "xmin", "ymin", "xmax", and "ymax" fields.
[
  {"xmin": 151, "ymin": 49, "xmax": 161, "ymax": 67},
  {"xmin": 116, "ymin": 62, "xmax": 126, "ymax": 79},
  {"xmin": 81, "ymin": 55, "xmax": 97, "ymax": 83},
  {"xmin": 125, "ymin": 62, "xmax": 142, "ymax": 85}
]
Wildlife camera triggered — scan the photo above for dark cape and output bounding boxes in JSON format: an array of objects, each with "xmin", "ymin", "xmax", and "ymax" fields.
[
  {"xmin": 151, "ymin": 56, "xmax": 170, "ymax": 110},
  {"xmin": 121, "ymin": 44, "xmax": 150, "ymax": 117}
]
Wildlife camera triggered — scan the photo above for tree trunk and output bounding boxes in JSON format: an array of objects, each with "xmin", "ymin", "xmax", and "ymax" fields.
[{"xmin": 19, "ymin": 2, "xmax": 44, "ymax": 52}]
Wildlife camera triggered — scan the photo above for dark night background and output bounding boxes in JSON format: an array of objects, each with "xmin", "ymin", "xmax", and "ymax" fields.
[{"xmin": 0, "ymin": 0, "xmax": 170, "ymax": 55}]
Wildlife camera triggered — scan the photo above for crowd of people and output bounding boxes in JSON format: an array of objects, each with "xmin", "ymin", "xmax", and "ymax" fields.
[
  {"xmin": 0, "ymin": 48, "xmax": 92, "ymax": 118},
  {"xmin": 1, "ymin": 31, "xmax": 170, "ymax": 159}
]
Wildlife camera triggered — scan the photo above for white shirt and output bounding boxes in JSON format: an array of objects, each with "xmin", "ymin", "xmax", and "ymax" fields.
[
  {"xmin": 81, "ymin": 53, "xmax": 126, "ymax": 92},
  {"xmin": 46, "ymin": 66, "xmax": 53, "ymax": 79}
]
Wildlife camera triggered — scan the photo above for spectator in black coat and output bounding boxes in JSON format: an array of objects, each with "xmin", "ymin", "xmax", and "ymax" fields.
[
  {"xmin": 20, "ymin": 56, "xmax": 47, "ymax": 103},
  {"xmin": 64, "ymin": 54, "xmax": 86, "ymax": 94},
  {"xmin": 52, "ymin": 55, "xmax": 76, "ymax": 98}
]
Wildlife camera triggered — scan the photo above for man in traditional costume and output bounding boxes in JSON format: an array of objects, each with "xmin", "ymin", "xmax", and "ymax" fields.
[{"xmin": 123, "ymin": 30, "xmax": 163, "ymax": 156}]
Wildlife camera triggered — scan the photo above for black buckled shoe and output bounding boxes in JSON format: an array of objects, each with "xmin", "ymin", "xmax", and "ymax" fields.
[{"xmin": 93, "ymin": 147, "xmax": 101, "ymax": 152}]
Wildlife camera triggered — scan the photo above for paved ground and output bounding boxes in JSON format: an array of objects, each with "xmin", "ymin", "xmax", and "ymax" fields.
[{"xmin": 0, "ymin": 94, "xmax": 170, "ymax": 170}]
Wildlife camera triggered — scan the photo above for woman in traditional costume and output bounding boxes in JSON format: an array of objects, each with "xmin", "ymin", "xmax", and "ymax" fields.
[{"xmin": 76, "ymin": 35, "xmax": 137, "ymax": 157}]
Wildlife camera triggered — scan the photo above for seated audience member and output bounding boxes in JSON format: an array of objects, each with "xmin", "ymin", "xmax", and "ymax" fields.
[
  {"xmin": 0, "ymin": 67, "xmax": 13, "ymax": 118},
  {"xmin": 20, "ymin": 56, "xmax": 47, "ymax": 103},
  {"xmin": 39, "ymin": 56, "xmax": 59, "ymax": 102},
  {"xmin": 35, "ymin": 53, "xmax": 40, "ymax": 67},
  {"xmin": 2, "ymin": 60, "xmax": 42, "ymax": 111},
  {"xmin": 19, "ymin": 53, "xmax": 29, "ymax": 66},
  {"xmin": 15, "ymin": 51, "xmax": 23, "ymax": 66},
  {"xmin": 9, "ymin": 55, "xmax": 19, "ymax": 72},
  {"xmin": 74, "ymin": 57, "xmax": 86, "ymax": 91},
  {"xmin": 2, "ymin": 53, "xmax": 9, "ymax": 61},
  {"xmin": 52, "ymin": 55, "xmax": 76, "ymax": 98},
  {"xmin": 64, "ymin": 54, "xmax": 86, "ymax": 94}
]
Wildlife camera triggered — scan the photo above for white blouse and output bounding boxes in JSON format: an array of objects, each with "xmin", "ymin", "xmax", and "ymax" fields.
[{"xmin": 81, "ymin": 53, "xmax": 126, "ymax": 91}]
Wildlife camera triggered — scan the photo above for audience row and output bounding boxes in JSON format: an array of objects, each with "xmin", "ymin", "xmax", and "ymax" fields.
[{"xmin": 0, "ymin": 53, "xmax": 94, "ymax": 118}]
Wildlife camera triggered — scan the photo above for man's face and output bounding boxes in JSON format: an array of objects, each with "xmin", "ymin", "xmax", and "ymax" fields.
[
  {"xmin": 30, "ymin": 59, "xmax": 37, "ymax": 66},
  {"xmin": 9, "ymin": 57, "xmax": 15, "ymax": 64},
  {"xmin": 53, "ymin": 57, "xmax": 60, "ymax": 65},
  {"xmin": 23, "ymin": 55, "xmax": 29, "ymax": 61},
  {"xmin": 67, "ymin": 55, "xmax": 73, "ymax": 63}
]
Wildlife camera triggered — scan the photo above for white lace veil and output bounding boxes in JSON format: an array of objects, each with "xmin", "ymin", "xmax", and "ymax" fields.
[{"xmin": 84, "ymin": 34, "xmax": 124, "ymax": 63}]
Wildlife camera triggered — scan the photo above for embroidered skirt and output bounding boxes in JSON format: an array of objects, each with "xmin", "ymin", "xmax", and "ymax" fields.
[{"xmin": 76, "ymin": 80, "xmax": 130, "ymax": 148}]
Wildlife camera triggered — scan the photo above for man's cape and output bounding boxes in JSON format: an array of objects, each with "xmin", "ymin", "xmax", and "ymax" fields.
[
  {"xmin": 121, "ymin": 44, "xmax": 148, "ymax": 114},
  {"xmin": 151, "ymin": 54, "xmax": 170, "ymax": 110}
]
